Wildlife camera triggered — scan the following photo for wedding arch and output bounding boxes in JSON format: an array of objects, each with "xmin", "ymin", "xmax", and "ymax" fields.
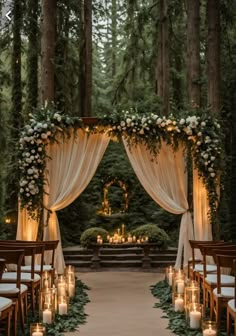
[{"xmin": 17, "ymin": 105, "xmax": 223, "ymax": 273}]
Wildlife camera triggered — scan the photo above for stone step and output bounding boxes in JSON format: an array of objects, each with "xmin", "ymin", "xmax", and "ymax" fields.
[
  {"xmin": 64, "ymin": 254, "xmax": 93, "ymax": 261},
  {"xmin": 65, "ymin": 260, "xmax": 92, "ymax": 267},
  {"xmin": 63, "ymin": 249, "xmax": 93, "ymax": 256},
  {"xmin": 100, "ymin": 260, "xmax": 142, "ymax": 267}
]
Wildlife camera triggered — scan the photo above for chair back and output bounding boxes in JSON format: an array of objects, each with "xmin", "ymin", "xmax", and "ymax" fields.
[
  {"xmin": 189, "ymin": 240, "xmax": 224, "ymax": 269},
  {"xmin": 0, "ymin": 250, "xmax": 25, "ymax": 289},
  {"xmin": 0, "ymin": 243, "xmax": 45, "ymax": 279},
  {"xmin": 0, "ymin": 259, "xmax": 5, "ymax": 280},
  {"xmin": 214, "ymin": 253, "xmax": 236, "ymax": 295}
]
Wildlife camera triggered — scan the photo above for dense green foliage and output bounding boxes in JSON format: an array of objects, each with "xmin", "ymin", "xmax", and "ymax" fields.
[
  {"xmin": 131, "ymin": 224, "xmax": 170, "ymax": 248},
  {"xmin": 80, "ymin": 227, "xmax": 109, "ymax": 247}
]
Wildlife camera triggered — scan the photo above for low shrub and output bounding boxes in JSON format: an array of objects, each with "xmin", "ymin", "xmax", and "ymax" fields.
[
  {"xmin": 131, "ymin": 224, "xmax": 170, "ymax": 248},
  {"xmin": 80, "ymin": 227, "xmax": 108, "ymax": 247}
]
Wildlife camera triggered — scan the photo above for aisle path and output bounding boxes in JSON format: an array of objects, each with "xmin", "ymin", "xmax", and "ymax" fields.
[{"xmin": 66, "ymin": 272, "xmax": 173, "ymax": 336}]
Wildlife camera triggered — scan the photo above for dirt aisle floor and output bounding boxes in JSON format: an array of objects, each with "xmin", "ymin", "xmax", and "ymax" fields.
[{"xmin": 65, "ymin": 271, "xmax": 174, "ymax": 336}]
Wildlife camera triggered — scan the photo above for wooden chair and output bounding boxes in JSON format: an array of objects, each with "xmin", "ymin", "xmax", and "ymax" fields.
[
  {"xmin": 199, "ymin": 244, "xmax": 236, "ymax": 316},
  {"xmin": 0, "ymin": 243, "xmax": 45, "ymax": 317},
  {"xmin": 227, "ymin": 259, "xmax": 236, "ymax": 336},
  {"xmin": 0, "ymin": 259, "xmax": 13, "ymax": 336},
  {"xmin": 17, "ymin": 240, "xmax": 59, "ymax": 283},
  {"xmin": 188, "ymin": 240, "xmax": 224, "ymax": 284},
  {"xmin": 0, "ymin": 249, "xmax": 26, "ymax": 336},
  {"xmin": 211, "ymin": 251, "xmax": 236, "ymax": 327}
]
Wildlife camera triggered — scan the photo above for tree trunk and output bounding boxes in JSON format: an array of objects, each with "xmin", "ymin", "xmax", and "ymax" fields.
[
  {"xmin": 40, "ymin": 0, "xmax": 57, "ymax": 105},
  {"xmin": 27, "ymin": 0, "xmax": 39, "ymax": 110},
  {"xmin": 156, "ymin": 0, "xmax": 169, "ymax": 116},
  {"xmin": 206, "ymin": 0, "xmax": 221, "ymax": 115},
  {"xmin": 111, "ymin": 0, "xmax": 117, "ymax": 78},
  {"xmin": 83, "ymin": 0, "xmax": 92, "ymax": 116},
  {"xmin": 186, "ymin": 0, "xmax": 200, "ymax": 107},
  {"xmin": 12, "ymin": 0, "xmax": 22, "ymax": 129}
]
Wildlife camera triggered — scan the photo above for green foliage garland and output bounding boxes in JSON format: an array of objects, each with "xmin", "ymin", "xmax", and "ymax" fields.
[
  {"xmin": 151, "ymin": 280, "xmax": 226, "ymax": 336},
  {"xmin": 19, "ymin": 105, "xmax": 224, "ymax": 226}
]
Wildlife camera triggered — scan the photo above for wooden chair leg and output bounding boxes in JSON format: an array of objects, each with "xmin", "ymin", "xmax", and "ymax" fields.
[{"xmin": 227, "ymin": 309, "xmax": 231, "ymax": 336}]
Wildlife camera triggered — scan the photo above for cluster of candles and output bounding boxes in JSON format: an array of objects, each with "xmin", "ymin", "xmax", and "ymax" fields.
[
  {"xmin": 30, "ymin": 265, "xmax": 75, "ymax": 336},
  {"xmin": 97, "ymin": 225, "xmax": 149, "ymax": 244},
  {"xmin": 166, "ymin": 266, "xmax": 217, "ymax": 335}
]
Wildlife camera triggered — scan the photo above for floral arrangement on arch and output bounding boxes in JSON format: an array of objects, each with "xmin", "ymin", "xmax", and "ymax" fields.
[{"xmin": 18, "ymin": 104, "xmax": 224, "ymax": 224}]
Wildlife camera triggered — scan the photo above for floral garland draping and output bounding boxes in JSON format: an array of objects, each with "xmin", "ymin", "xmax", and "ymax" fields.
[{"xmin": 18, "ymin": 105, "xmax": 223, "ymax": 225}]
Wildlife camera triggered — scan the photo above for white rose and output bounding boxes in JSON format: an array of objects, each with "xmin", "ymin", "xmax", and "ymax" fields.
[
  {"xmin": 201, "ymin": 121, "xmax": 206, "ymax": 127},
  {"xmin": 211, "ymin": 156, "xmax": 215, "ymax": 161},
  {"xmin": 120, "ymin": 121, "xmax": 125, "ymax": 127},
  {"xmin": 38, "ymin": 147, "xmax": 42, "ymax": 152},
  {"xmin": 26, "ymin": 152, "xmax": 30, "ymax": 157},
  {"xmin": 47, "ymin": 131, "xmax": 51, "ymax": 136},
  {"xmin": 126, "ymin": 118, "xmax": 132, "ymax": 124},
  {"xmin": 141, "ymin": 117, "xmax": 146, "ymax": 124},
  {"xmin": 161, "ymin": 122, "xmax": 166, "ymax": 127},
  {"xmin": 28, "ymin": 128, "xmax": 34, "ymax": 134},
  {"xmin": 210, "ymin": 172, "xmax": 216, "ymax": 177},
  {"xmin": 139, "ymin": 129, "xmax": 144, "ymax": 135},
  {"xmin": 43, "ymin": 124, "xmax": 48, "ymax": 129},
  {"xmin": 179, "ymin": 118, "xmax": 185, "ymax": 125},
  {"xmin": 156, "ymin": 118, "xmax": 162, "ymax": 125},
  {"xmin": 203, "ymin": 154, "xmax": 208, "ymax": 159},
  {"xmin": 26, "ymin": 158, "xmax": 31, "ymax": 163},
  {"xmin": 166, "ymin": 119, "xmax": 172, "ymax": 125},
  {"xmin": 112, "ymin": 126, "xmax": 116, "ymax": 130},
  {"xmin": 26, "ymin": 193, "xmax": 30, "ymax": 197},
  {"xmin": 27, "ymin": 169, "xmax": 34, "ymax": 175},
  {"xmin": 54, "ymin": 113, "xmax": 60, "ymax": 119},
  {"xmin": 57, "ymin": 116, "xmax": 61, "ymax": 122},
  {"xmin": 20, "ymin": 188, "xmax": 24, "ymax": 193},
  {"xmin": 208, "ymin": 167, "xmax": 213, "ymax": 172},
  {"xmin": 197, "ymin": 132, "xmax": 202, "ymax": 136},
  {"xmin": 41, "ymin": 133, "xmax": 47, "ymax": 139},
  {"xmin": 197, "ymin": 141, "xmax": 201, "ymax": 146}
]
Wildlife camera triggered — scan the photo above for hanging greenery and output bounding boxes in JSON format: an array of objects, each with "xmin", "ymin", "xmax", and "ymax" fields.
[{"xmin": 18, "ymin": 104, "xmax": 224, "ymax": 226}]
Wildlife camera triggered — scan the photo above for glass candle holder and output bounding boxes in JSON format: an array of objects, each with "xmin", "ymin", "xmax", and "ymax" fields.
[
  {"xmin": 65, "ymin": 265, "xmax": 75, "ymax": 276},
  {"xmin": 184, "ymin": 282, "xmax": 200, "ymax": 313},
  {"xmin": 67, "ymin": 273, "xmax": 75, "ymax": 298},
  {"xmin": 30, "ymin": 323, "xmax": 45, "ymax": 336},
  {"xmin": 173, "ymin": 270, "xmax": 185, "ymax": 294},
  {"xmin": 173, "ymin": 293, "xmax": 185, "ymax": 313},
  {"xmin": 51, "ymin": 285, "xmax": 58, "ymax": 313},
  {"xmin": 39, "ymin": 289, "xmax": 55, "ymax": 324},
  {"xmin": 41, "ymin": 271, "xmax": 51, "ymax": 289},
  {"xmin": 202, "ymin": 320, "xmax": 217, "ymax": 335},
  {"xmin": 165, "ymin": 266, "xmax": 174, "ymax": 286},
  {"xmin": 58, "ymin": 295, "xmax": 69, "ymax": 315},
  {"xmin": 187, "ymin": 303, "xmax": 203, "ymax": 330},
  {"xmin": 57, "ymin": 275, "xmax": 68, "ymax": 297}
]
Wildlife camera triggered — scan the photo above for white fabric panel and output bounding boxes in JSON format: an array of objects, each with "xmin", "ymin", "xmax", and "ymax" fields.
[
  {"xmin": 123, "ymin": 140, "xmax": 193, "ymax": 268},
  {"xmin": 43, "ymin": 129, "xmax": 110, "ymax": 274},
  {"xmin": 193, "ymin": 168, "xmax": 212, "ymax": 241}
]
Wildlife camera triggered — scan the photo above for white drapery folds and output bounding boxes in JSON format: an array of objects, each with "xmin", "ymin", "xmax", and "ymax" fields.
[
  {"xmin": 193, "ymin": 168, "xmax": 212, "ymax": 241},
  {"xmin": 123, "ymin": 140, "xmax": 193, "ymax": 268},
  {"xmin": 17, "ymin": 129, "xmax": 110, "ymax": 274}
]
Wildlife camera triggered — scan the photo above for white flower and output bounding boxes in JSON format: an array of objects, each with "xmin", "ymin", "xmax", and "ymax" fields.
[
  {"xmin": 57, "ymin": 116, "xmax": 61, "ymax": 122},
  {"xmin": 26, "ymin": 193, "xmax": 30, "ymax": 197},
  {"xmin": 161, "ymin": 122, "xmax": 166, "ymax": 127},
  {"xmin": 43, "ymin": 124, "xmax": 48, "ymax": 129},
  {"xmin": 141, "ymin": 117, "xmax": 146, "ymax": 124},
  {"xmin": 156, "ymin": 118, "xmax": 162, "ymax": 125},
  {"xmin": 139, "ymin": 129, "xmax": 144, "ymax": 135},
  {"xmin": 179, "ymin": 118, "xmax": 185, "ymax": 125},
  {"xmin": 37, "ymin": 139, "xmax": 42, "ymax": 144},
  {"xmin": 54, "ymin": 113, "xmax": 60, "ymax": 119},
  {"xmin": 210, "ymin": 172, "xmax": 216, "ymax": 177},
  {"xmin": 166, "ymin": 119, "xmax": 172, "ymax": 125},
  {"xmin": 37, "ymin": 123, "xmax": 43, "ymax": 128},
  {"xmin": 26, "ymin": 152, "xmax": 30, "ymax": 157},
  {"xmin": 203, "ymin": 154, "xmax": 208, "ymax": 159},
  {"xmin": 201, "ymin": 121, "xmax": 206, "ymax": 127},
  {"xmin": 197, "ymin": 132, "xmax": 202, "ymax": 136},
  {"xmin": 41, "ymin": 133, "xmax": 47, "ymax": 139},
  {"xmin": 120, "ymin": 121, "xmax": 126, "ymax": 127},
  {"xmin": 20, "ymin": 180, "xmax": 27, "ymax": 187},
  {"xmin": 47, "ymin": 131, "xmax": 51, "ymax": 136},
  {"xmin": 126, "ymin": 118, "xmax": 132, "ymax": 124},
  {"xmin": 38, "ymin": 147, "xmax": 42, "ymax": 152},
  {"xmin": 197, "ymin": 141, "xmax": 201, "ymax": 146},
  {"xmin": 20, "ymin": 188, "xmax": 24, "ymax": 193},
  {"xmin": 28, "ymin": 128, "xmax": 34, "ymax": 134},
  {"xmin": 211, "ymin": 156, "xmax": 215, "ymax": 161},
  {"xmin": 27, "ymin": 169, "xmax": 34, "ymax": 175},
  {"xmin": 208, "ymin": 168, "xmax": 213, "ymax": 172}
]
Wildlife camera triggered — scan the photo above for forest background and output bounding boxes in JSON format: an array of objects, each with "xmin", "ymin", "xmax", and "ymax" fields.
[{"xmin": 0, "ymin": 0, "xmax": 235, "ymax": 246}]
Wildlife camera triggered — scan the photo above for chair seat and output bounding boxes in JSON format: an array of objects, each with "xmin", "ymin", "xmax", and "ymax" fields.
[
  {"xmin": 0, "ymin": 297, "xmax": 12, "ymax": 315},
  {"xmin": 205, "ymin": 274, "xmax": 235, "ymax": 285},
  {"xmin": 2, "ymin": 272, "xmax": 40, "ymax": 283},
  {"xmin": 21, "ymin": 265, "xmax": 52, "ymax": 272},
  {"xmin": 228, "ymin": 299, "xmax": 236, "ymax": 312},
  {"xmin": 194, "ymin": 264, "xmax": 217, "ymax": 272},
  {"xmin": 0, "ymin": 283, "xmax": 27, "ymax": 294},
  {"xmin": 213, "ymin": 286, "xmax": 235, "ymax": 298}
]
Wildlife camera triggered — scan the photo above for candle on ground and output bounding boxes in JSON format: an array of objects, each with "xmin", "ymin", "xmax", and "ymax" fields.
[
  {"xmin": 174, "ymin": 297, "xmax": 184, "ymax": 312},
  {"xmin": 189, "ymin": 309, "xmax": 201, "ymax": 329},
  {"xmin": 168, "ymin": 272, "xmax": 173, "ymax": 286},
  {"xmin": 203, "ymin": 328, "xmax": 216, "ymax": 336},
  {"xmin": 58, "ymin": 302, "xmax": 68, "ymax": 315},
  {"xmin": 32, "ymin": 332, "xmax": 43, "ymax": 336},
  {"xmin": 42, "ymin": 309, "xmax": 52, "ymax": 324}
]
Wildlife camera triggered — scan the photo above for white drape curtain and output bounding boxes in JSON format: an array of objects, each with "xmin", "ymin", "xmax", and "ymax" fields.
[
  {"xmin": 17, "ymin": 129, "xmax": 110, "ymax": 274},
  {"xmin": 43, "ymin": 129, "xmax": 110, "ymax": 273},
  {"xmin": 123, "ymin": 140, "xmax": 193, "ymax": 268}
]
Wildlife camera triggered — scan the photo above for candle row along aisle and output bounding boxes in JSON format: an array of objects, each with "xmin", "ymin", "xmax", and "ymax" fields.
[
  {"xmin": 151, "ymin": 267, "xmax": 226, "ymax": 335},
  {"xmin": 28, "ymin": 265, "xmax": 89, "ymax": 336}
]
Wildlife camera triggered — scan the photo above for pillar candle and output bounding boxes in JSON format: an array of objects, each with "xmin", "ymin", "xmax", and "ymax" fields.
[
  {"xmin": 42, "ymin": 309, "xmax": 52, "ymax": 324},
  {"xmin": 174, "ymin": 297, "xmax": 184, "ymax": 312},
  {"xmin": 189, "ymin": 310, "xmax": 201, "ymax": 329},
  {"xmin": 203, "ymin": 328, "xmax": 216, "ymax": 336},
  {"xmin": 58, "ymin": 302, "xmax": 68, "ymax": 315},
  {"xmin": 32, "ymin": 332, "xmax": 43, "ymax": 336},
  {"xmin": 176, "ymin": 280, "xmax": 185, "ymax": 294}
]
